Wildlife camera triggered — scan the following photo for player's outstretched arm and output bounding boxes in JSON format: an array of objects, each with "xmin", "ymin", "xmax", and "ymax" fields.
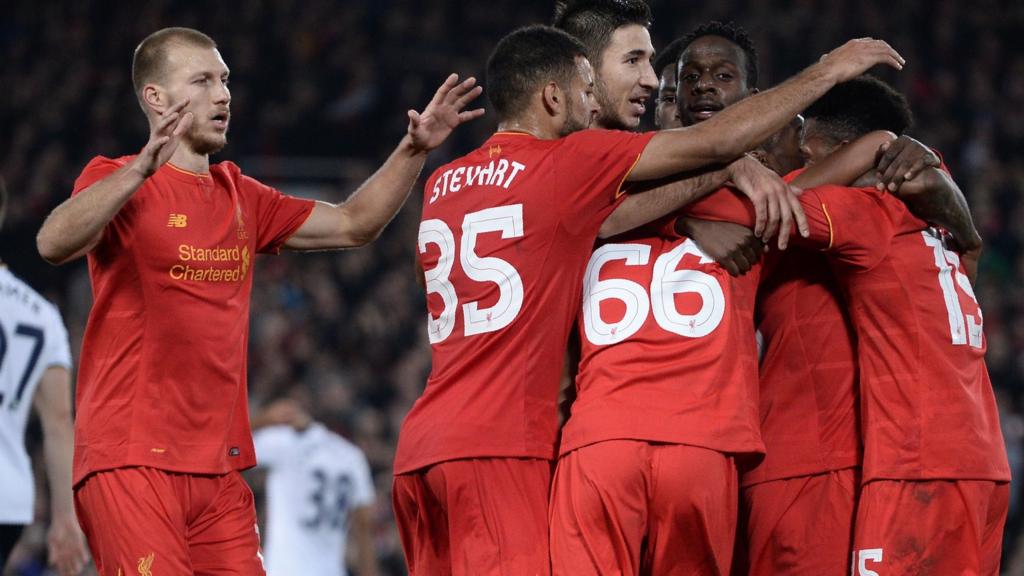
[
  {"xmin": 33, "ymin": 367, "xmax": 89, "ymax": 576},
  {"xmin": 598, "ymin": 164, "xmax": 731, "ymax": 239},
  {"xmin": 37, "ymin": 100, "xmax": 194, "ymax": 265},
  {"xmin": 630, "ymin": 38, "xmax": 905, "ymax": 181},
  {"xmin": 284, "ymin": 74, "xmax": 484, "ymax": 250},
  {"xmin": 601, "ymin": 155, "xmax": 806, "ymax": 243}
]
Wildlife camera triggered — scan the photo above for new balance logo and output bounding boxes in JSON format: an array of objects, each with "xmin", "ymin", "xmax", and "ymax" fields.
[{"xmin": 167, "ymin": 214, "xmax": 188, "ymax": 228}]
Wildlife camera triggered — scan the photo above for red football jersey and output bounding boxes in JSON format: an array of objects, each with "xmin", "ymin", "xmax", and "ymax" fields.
[
  {"xmin": 71, "ymin": 157, "xmax": 314, "ymax": 485},
  {"xmin": 394, "ymin": 130, "xmax": 655, "ymax": 474},
  {"xmin": 683, "ymin": 184, "xmax": 1010, "ymax": 481},
  {"xmin": 741, "ymin": 249, "xmax": 861, "ymax": 486},
  {"xmin": 806, "ymin": 185, "xmax": 1009, "ymax": 482},
  {"xmin": 560, "ymin": 189, "xmax": 764, "ymax": 457},
  {"xmin": 742, "ymin": 169, "xmax": 860, "ymax": 486}
]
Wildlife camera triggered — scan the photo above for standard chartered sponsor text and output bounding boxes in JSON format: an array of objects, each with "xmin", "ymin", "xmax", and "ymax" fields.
[{"xmin": 170, "ymin": 244, "xmax": 250, "ymax": 282}]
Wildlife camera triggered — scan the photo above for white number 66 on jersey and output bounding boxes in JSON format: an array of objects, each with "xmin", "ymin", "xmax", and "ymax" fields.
[{"xmin": 583, "ymin": 240, "xmax": 726, "ymax": 345}]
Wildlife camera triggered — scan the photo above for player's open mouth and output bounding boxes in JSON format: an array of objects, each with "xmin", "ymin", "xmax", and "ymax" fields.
[
  {"xmin": 690, "ymin": 101, "xmax": 723, "ymax": 120},
  {"xmin": 629, "ymin": 98, "xmax": 647, "ymax": 116},
  {"xmin": 211, "ymin": 112, "xmax": 230, "ymax": 130}
]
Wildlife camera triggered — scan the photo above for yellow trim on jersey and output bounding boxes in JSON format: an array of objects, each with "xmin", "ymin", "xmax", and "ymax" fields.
[
  {"xmin": 821, "ymin": 201, "xmax": 835, "ymax": 250},
  {"xmin": 615, "ymin": 150, "xmax": 646, "ymax": 199},
  {"xmin": 492, "ymin": 131, "xmax": 535, "ymax": 137},
  {"xmin": 166, "ymin": 162, "xmax": 211, "ymax": 178}
]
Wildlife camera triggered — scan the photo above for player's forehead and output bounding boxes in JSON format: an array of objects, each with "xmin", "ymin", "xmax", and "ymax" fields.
[
  {"xmin": 602, "ymin": 24, "xmax": 655, "ymax": 62},
  {"xmin": 680, "ymin": 35, "xmax": 745, "ymax": 70},
  {"xmin": 659, "ymin": 62, "xmax": 677, "ymax": 83},
  {"xmin": 164, "ymin": 43, "xmax": 229, "ymax": 78}
]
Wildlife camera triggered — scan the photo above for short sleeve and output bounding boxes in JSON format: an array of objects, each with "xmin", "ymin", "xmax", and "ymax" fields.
[
  {"xmin": 239, "ymin": 174, "xmax": 315, "ymax": 254},
  {"xmin": 43, "ymin": 307, "xmax": 72, "ymax": 371},
  {"xmin": 72, "ymin": 156, "xmax": 129, "ymax": 196},
  {"xmin": 801, "ymin": 185, "xmax": 899, "ymax": 270},
  {"xmin": 556, "ymin": 129, "xmax": 656, "ymax": 228},
  {"xmin": 253, "ymin": 425, "xmax": 296, "ymax": 468},
  {"xmin": 351, "ymin": 449, "xmax": 376, "ymax": 508}
]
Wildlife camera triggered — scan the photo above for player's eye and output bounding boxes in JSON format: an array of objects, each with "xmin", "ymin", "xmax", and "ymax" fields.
[
  {"xmin": 717, "ymin": 73, "xmax": 734, "ymax": 81},
  {"xmin": 660, "ymin": 95, "xmax": 676, "ymax": 104}
]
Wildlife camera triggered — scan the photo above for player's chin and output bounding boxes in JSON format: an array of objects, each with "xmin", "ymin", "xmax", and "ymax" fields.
[{"xmin": 190, "ymin": 133, "xmax": 228, "ymax": 155}]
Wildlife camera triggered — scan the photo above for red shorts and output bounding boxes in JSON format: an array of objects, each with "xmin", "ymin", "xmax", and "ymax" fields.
[
  {"xmin": 549, "ymin": 440, "xmax": 738, "ymax": 576},
  {"xmin": 852, "ymin": 479, "xmax": 1009, "ymax": 576},
  {"xmin": 738, "ymin": 468, "xmax": 858, "ymax": 576},
  {"xmin": 74, "ymin": 467, "xmax": 264, "ymax": 576},
  {"xmin": 392, "ymin": 458, "xmax": 552, "ymax": 576}
]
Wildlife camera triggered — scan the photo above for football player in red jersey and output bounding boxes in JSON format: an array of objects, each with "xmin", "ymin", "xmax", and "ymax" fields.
[
  {"xmin": 35, "ymin": 26, "xmax": 485, "ymax": 575},
  {"xmin": 672, "ymin": 75, "xmax": 1007, "ymax": 575},
  {"xmin": 662, "ymin": 22, "xmax": 867, "ymax": 576},
  {"xmin": 394, "ymin": 19, "xmax": 905, "ymax": 575},
  {"xmin": 547, "ymin": 19, "xmax": 795, "ymax": 574},
  {"xmin": 798, "ymin": 80, "xmax": 1007, "ymax": 575}
]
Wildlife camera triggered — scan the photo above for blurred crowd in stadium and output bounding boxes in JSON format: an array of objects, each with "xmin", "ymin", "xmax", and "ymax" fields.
[{"xmin": 2, "ymin": 0, "xmax": 1022, "ymax": 573}]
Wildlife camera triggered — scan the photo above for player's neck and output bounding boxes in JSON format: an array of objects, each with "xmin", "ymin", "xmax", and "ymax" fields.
[
  {"xmin": 497, "ymin": 113, "xmax": 559, "ymax": 140},
  {"xmin": 168, "ymin": 146, "xmax": 210, "ymax": 175}
]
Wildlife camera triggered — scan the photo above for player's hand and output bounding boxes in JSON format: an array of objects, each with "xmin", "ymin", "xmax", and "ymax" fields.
[
  {"xmin": 818, "ymin": 38, "xmax": 905, "ymax": 83},
  {"xmin": 47, "ymin": 513, "xmax": 88, "ymax": 576},
  {"xmin": 133, "ymin": 98, "xmax": 194, "ymax": 178},
  {"xmin": 728, "ymin": 155, "xmax": 809, "ymax": 249},
  {"xmin": 874, "ymin": 135, "xmax": 941, "ymax": 193},
  {"xmin": 407, "ymin": 74, "xmax": 485, "ymax": 152},
  {"xmin": 678, "ymin": 217, "xmax": 764, "ymax": 277}
]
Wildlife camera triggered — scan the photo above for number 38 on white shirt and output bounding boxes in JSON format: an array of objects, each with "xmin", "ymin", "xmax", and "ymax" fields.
[{"xmin": 583, "ymin": 240, "xmax": 726, "ymax": 345}]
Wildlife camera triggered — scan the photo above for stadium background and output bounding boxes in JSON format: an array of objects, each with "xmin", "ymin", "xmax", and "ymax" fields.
[{"xmin": 2, "ymin": 0, "xmax": 1022, "ymax": 573}]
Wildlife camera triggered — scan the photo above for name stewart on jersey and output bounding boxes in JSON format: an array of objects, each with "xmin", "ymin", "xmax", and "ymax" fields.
[{"xmin": 428, "ymin": 158, "xmax": 527, "ymax": 204}]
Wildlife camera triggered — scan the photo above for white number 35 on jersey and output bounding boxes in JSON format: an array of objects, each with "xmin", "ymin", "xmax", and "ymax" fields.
[{"xmin": 418, "ymin": 205, "xmax": 525, "ymax": 343}]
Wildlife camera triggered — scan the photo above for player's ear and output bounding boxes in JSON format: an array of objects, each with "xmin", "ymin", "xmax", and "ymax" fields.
[
  {"xmin": 542, "ymin": 81, "xmax": 562, "ymax": 117},
  {"xmin": 142, "ymin": 84, "xmax": 165, "ymax": 115}
]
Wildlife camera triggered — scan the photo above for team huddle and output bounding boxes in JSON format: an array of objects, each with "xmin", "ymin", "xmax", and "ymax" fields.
[
  {"xmin": 398, "ymin": 2, "xmax": 1007, "ymax": 576},
  {"xmin": 0, "ymin": 0, "xmax": 1005, "ymax": 575}
]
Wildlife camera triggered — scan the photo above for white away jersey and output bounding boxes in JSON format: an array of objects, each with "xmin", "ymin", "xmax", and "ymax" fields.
[
  {"xmin": 0, "ymin": 266, "xmax": 72, "ymax": 524},
  {"xmin": 254, "ymin": 423, "xmax": 375, "ymax": 576}
]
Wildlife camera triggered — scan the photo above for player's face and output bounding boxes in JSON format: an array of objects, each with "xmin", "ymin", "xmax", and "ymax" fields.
[
  {"xmin": 800, "ymin": 118, "xmax": 841, "ymax": 166},
  {"xmin": 161, "ymin": 44, "xmax": 232, "ymax": 155},
  {"xmin": 594, "ymin": 24, "xmax": 657, "ymax": 131},
  {"xmin": 561, "ymin": 56, "xmax": 600, "ymax": 137},
  {"xmin": 677, "ymin": 35, "xmax": 753, "ymax": 127},
  {"xmin": 655, "ymin": 63, "xmax": 681, "ymax": 129}
]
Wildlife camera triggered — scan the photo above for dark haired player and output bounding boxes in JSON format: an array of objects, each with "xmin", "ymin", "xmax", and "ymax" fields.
[
  {"xmin": 393, "ymin": 20, "xmax": 905, "ymax": 576},
  {"xmin": 676, "ymin": 76, "xmax": 1008, "ymax": 575},
  {"xmin": 35, "ymin": 26, "xmax": 485, "ymax": 575},
  {"xmin": 653, "ymin": 37, "xmax": 685, "ymax": 129},
  {"xmin": 548, "ymin": 20, "xmax": 795, "ymax": 574}
]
